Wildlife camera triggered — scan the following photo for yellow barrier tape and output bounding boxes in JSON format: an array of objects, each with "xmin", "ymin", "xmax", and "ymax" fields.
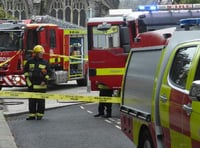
[
  {"xmin": 0, "ymin": 50, "xmax": 21, "ymax": 67},
  {"xmin": 48, "ymin": 53, "xmax": 88, "ymax": 61},
  {"xmin": 0, "ymin": 50, "xmax": 87, "ymax": 67},
  {"xmin": 70, "ymin": 56, "xmax": 88, "ymax": 61},
  {"xmin": 0, "ymin": 90, "xmax": 121, "ymax": 103}
]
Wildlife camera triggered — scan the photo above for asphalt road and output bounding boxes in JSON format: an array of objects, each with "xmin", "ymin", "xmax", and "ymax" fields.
[{"xmin": 6, "ymin": 102, "xmax": 135, "ymax": 148}]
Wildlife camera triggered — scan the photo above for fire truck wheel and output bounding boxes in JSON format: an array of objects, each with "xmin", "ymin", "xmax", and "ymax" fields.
[
  {"xmin": 138, "ymin": 129, "xmax": 154, "ymax": 148},
  {"xmin": 76, "ymin": 78, "xmax": 87, "ymax": 86}
]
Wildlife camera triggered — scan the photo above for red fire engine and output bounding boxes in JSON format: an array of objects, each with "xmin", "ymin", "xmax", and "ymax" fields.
[
  {"xmin": 87, "ymin": 4, "xmax": 200, "ymax": 97},
  {"xmin": 0, "ymin": 19, "xmax": 88, "ymax": 89}
]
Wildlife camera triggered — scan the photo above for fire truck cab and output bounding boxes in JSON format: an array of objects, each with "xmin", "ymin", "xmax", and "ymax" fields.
[
  {"xmin": 120, "ymin": 18, "xmax": 200, "ymax": 148},
  {"xmin": 87, "ymin": 4, "xmax": 200, "ymax": 97}
]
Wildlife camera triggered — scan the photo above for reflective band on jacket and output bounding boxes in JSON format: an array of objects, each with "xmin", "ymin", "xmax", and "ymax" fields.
[
  {"xmin": 29, "ymin": 64, "xmax": 35, "ymax": 69},
  {"xmin": 24, "ymin": 72, "xmax": 29, "ymax": 77},
  {"xmin": 33, "ymin": 85, "xmax": 47, "ymax": 89},
  {"xmin": 45, "ymin": 75, "xmax": 49, "ymax": 80},
  {"xmin": 38, "ymin": 64, "xmax": 46, "ymax": 69},
  {"xmin": 26, "ymin": 77, "xmax": 32, "ymax": 87},
  {"xmin": 49, "ymin": 57, "xmax": 61, "ymax": 63}
]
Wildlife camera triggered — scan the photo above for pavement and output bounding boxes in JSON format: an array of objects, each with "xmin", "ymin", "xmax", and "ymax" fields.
[{"xmin": 0, "ymin": 85, "xmax": 99, "ymax": 148}]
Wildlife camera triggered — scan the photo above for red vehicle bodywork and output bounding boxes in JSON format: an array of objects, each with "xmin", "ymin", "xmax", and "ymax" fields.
[{"xmin": 0, "ymin": 22, "xmax": 88, "ymax": 89}]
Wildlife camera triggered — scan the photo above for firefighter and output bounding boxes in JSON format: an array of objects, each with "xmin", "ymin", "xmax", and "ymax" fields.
[
  {"xmin": 94, "ymin": 89, "xmax": 113, "ymax": 118},
  {"xmin": 24, "ymin": 45, "xmax": 52, "ymax": 120}
]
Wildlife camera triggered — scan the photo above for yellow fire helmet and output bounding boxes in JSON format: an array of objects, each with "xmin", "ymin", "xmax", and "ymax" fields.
[{"xmin": 33, "ymin": 45, "xmax": 45, "ymax": 54}]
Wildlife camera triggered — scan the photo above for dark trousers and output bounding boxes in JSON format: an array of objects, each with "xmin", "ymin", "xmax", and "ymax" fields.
[
  {"xmin": 28, "ymin": 88, "xmax": 46, "ymax": 115},
  {"xmin": 29, "ymin": 98, "xmax": 45, "ymax": 114},
  {"xmin": 98, "ymin": 89, "xmax": 113, "ymax": 116},
  {"xmin": 98, "ymin": 103, "xmax": 112, "ymax": 115}
]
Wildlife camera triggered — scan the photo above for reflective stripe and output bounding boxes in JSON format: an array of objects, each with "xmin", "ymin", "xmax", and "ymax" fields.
[
  {"xmin": 33, "ymin": 85, "xmax": 47, "ymax": 89},
  {"xmin": 29, "ymin": 64, "xmax": 35, "ymax": 69},
  {"xmin": 96, "ymin": 68, "xmax": 125, "ymax": 76},
  {"xmin": 38, "ymin": 64, "xmax": 46, "ymax": 69},
  {"xmin": 36, "ymin": 113, "xmax": 44, "ymax": 117},
  {"xmin": 29, "ymin": 113, "xmax": 36, "ymax": 117},
  {"xmin": 26, "ymin": 77, "xmax": 32, "ymax": 87},
  {"xmin": 49, "ymin": 57, "xmax": 61, "ymax": 63},
  {"xmin": 24, "ymin": 60, "xmax": 27, "ymax": 65},
  {"xmin": 64, "ymin": 29, "xmax": 87, "ymax": 35},
  {"xmin": 45, "ymin": 75, "xmax": 49, "ymax": 80},
  {"xmin": 49, "ymin": 58, "xmax": 55, "ymax": 63},
  {"xmin": 24, "ymin": 72, "xmax": 29, "ymax": 77},
  {"xmin": 64, "ymin": 57, "xmax": 69, "ymax": 62}
]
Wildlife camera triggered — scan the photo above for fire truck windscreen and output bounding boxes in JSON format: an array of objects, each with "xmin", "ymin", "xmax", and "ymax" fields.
[
  {"xmin": 0, "ymin": 31, "xmax": 21, "ymax": 51},
  {"xmin": 93, "ymin": 25, "xmax": 120, "ymax": 49}
]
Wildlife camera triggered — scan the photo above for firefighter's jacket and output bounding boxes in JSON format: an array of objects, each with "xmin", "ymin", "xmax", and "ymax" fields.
[{"xmin": 24, "ymin": 57, "xmax": 52, "ymax": 91}]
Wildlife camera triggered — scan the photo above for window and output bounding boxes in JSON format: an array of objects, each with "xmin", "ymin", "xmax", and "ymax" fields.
[
  {"xmin": 123, "ymin": 48, "xmax": 162, "ymax": 113},
  {"xmin": 194, "ymin": 59, "xmax": 200, "ymax": 80},
  {"xmin": 50, "ymin": 29, "xmax": 56, "ymax": 48},
  {"xmin": 92, "ymin": 25, "xmax": 120, "ymax": 49},
  {"xmin": 170, "ymin": 46, "xmax": 197, "ymax": 89},
  {"xmin": 27, "ymin": 30, "xmax": 38, "ymax": 50}
]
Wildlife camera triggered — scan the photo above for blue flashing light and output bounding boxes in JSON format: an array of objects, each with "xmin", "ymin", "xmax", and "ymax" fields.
[
  {"xmin": 180, "ymin": 18, "xmax": 200, "ymax": 26},
  {"xmin": 138, "ymin": 5, "xmax": 158, "ymax": 11}
]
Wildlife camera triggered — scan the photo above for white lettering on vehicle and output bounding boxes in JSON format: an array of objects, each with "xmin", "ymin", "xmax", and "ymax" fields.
[{"xmin": 0, "ymin": 57, "xmax": 10, "ymax": 62}]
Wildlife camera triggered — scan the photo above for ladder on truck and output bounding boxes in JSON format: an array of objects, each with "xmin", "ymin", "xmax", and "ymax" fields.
[{"xmin": 30, "ymin": 15, "xmax": 83, "ymax": 29}]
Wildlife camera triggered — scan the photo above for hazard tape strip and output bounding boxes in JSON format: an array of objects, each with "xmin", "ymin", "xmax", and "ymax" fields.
[
  {"xmin": 0, "ymin": 50, "xmax": 21, "ymax": 67},
  {"xmin": 0, "ymin": 50, "xmax": 87, "ymax": 68},
  {"xmin": 48, "ymin": 53, "xmax": 88, "ymax": 61},
  {"xmin": 0, "ymin": 91, "xmax": 121, "ymax": 103}
]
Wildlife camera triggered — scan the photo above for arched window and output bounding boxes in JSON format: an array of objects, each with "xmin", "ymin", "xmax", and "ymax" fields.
[
  {"xmin": 73, "ymin": 9, "xmax": 78, "ymax": 24},
  {"xmin": 80, "ymin": 9, "xmax": 86, "ymax": 27},
  {"xmin": 50, "ymin": 0, "xmax": 87, "ymax": 26},
  {"xmin": 58, "ymin": 9, "xmax": 63, "ymax": 19},
  {"xmin": 65, "ymin": 7, "xmax": 71, "ymax": 22},
  {"xmin": 21, "ymin": 10, "xmax": 25, "ymax": 19},
  {"xmin": 51, "ymin": 9, "xmax": 56, "ymax": 17},
  {"xmin": 14, "ymin": 10, "xmax": 19, "ymax": 18},
  {"xmin": 2, "ymin": 0, "xmax": 28, "ymax": 20}
]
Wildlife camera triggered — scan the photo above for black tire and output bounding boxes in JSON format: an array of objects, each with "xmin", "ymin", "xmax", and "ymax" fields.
[
  {"xmin": 76, "ymin": 78, "xmax": 87, "ymax": 86},
  {"xmin": 138, "ymin": 130, "xmax": 154, "ymax": 148}
]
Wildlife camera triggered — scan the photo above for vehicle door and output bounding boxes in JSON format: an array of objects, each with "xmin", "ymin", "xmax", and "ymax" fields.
[
  {"xmin": 159, "ymin": 42, "xmax": 200, "ymax": 148},
  {"xmin": 188, "ymin": 43, "xmax": 200, "ymax": 148}
]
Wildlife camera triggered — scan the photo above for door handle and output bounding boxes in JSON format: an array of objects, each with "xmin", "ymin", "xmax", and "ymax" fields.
[
  {"xmin": 160, "ymin": 95, "xmax": 167, "ymax": 103},
  {"xmin": 182, "ymin": 104, "xmax": 192, "ymax": 116}
]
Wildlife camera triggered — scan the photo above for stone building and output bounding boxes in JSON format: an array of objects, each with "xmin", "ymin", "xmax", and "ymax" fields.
[{"xmin": 0, "ymin": 0, "xmax": 119, "ymax": 26}]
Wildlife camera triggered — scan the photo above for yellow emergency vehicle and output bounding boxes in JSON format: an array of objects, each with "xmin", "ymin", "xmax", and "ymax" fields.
[{"xmin": 120, "ymin": 18, "xmax": 200, "ymax": 148}]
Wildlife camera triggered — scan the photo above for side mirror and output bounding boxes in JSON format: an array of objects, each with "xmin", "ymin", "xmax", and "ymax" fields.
[{"xmin": 189, "ymin": 80, "xmax": 200, "ymax": 101}]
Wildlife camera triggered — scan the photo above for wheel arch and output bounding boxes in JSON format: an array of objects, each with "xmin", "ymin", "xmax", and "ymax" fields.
[{"xmin": 138, "ymin": 125, "xmax": 155, "ymax": 148}]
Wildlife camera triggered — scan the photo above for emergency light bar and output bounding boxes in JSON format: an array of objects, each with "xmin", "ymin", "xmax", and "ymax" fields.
[
  {"xmin": 179, "ymin": 18, "xmax": 200, "ymax": 26},
  {"xmin": 138, "ymin": 4, "xmax": 200, "ymax": 11},
  {"xmin": 138, "ymin": 5, "xmax": 157, "ymax": 11}
]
